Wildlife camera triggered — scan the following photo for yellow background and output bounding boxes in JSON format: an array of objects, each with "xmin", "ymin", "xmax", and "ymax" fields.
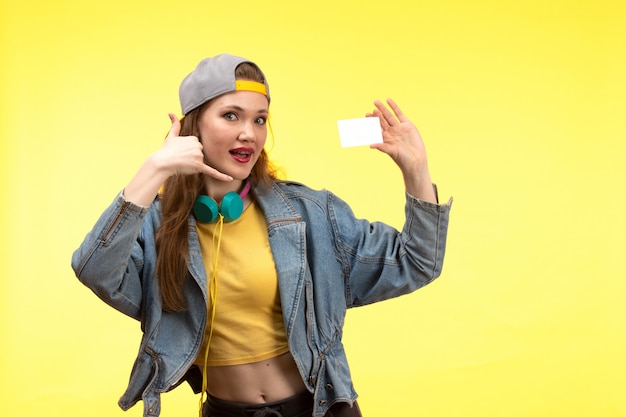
[{"xmin": 1, "ymin": 0, "xmax": 625, "ymax": 416}]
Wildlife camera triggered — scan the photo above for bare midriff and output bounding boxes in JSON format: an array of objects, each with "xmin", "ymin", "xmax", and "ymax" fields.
[{"xmin": 205, "ymin": 352, "xmax": 308, "ymax": 403}]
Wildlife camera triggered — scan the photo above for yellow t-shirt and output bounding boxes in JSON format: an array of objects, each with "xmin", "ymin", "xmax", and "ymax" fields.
[{"xmin": 194, "ymin": 201, "xmax": 289, "ymax": 367}]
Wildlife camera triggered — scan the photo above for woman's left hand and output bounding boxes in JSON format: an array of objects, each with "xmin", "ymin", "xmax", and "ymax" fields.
[{"xmin": 367, "ymin": 99, "xmax": 437, "ymax": 203}]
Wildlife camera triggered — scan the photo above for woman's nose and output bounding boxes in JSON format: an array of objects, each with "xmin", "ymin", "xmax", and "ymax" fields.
[{"xmin": 238, "ymin": 122, "xmax": 256, "ymax": 142}]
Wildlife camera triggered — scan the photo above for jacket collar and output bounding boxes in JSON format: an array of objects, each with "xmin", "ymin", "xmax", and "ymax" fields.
[{"xmin": 252, "ymin": 181, "xmax": 302, "ymax": 224}]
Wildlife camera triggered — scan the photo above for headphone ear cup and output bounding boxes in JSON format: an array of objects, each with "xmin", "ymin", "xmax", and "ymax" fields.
[
  {"xmin": 220, "ymin": 191, "xmax": 244, "ymax": 223},
  {"xmin": 194, "ymin": 195, "xmax": 220, "ymax": 223}
]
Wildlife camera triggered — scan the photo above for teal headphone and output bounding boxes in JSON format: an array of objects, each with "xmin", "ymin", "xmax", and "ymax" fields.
[{"xmin": 193, "ymin": 180, "xmax": 251, "ymax": 223}]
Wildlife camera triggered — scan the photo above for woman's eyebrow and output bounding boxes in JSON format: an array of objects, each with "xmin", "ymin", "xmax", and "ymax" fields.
[{"xmin": 221, "ymin": 104, "xmax": 268, "ymax": 114}]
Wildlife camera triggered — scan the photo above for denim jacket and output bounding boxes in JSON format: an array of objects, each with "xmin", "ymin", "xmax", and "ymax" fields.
[{"xmin": 71, "ymin": 180, "xmax": 452, "ymax": 417}]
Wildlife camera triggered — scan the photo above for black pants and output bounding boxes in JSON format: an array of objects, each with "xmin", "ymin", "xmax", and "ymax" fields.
[{"xmin": 202, "ymin": 390, "xmax": 362, "ymax": 417}]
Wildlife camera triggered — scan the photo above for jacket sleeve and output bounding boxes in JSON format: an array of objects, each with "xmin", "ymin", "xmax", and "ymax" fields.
[
  {"xmin": 330, "ymin": 191, "xmax": 452, "ymax": 307},
  {"xmin": 71, "ymin": 193, "xmax": 154, "ymax": 320}
]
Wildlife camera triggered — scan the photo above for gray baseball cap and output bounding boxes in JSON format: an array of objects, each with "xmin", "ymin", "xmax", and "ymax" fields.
[{"xmin": 179, "ymin": 54, "xmax": 270, "ymax": 115}]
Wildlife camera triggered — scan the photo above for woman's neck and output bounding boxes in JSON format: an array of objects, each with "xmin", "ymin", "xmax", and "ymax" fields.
[{"xmin": 203, "ymin": 178, "xmax": 245, "ymax": 203}]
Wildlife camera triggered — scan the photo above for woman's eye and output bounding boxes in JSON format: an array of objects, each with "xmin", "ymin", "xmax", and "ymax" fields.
[
  {"xmin": 223, "ymin": 112, "xmax": 237, "ymax": 121},
  {"xmin": 255, "ymin": 117, "xmax": 267, "ymax": 125}
]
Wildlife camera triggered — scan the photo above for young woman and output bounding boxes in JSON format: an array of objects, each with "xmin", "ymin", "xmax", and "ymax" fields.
[{"xmin": 72, "ymin": 53, "xmax": 452, "ymax": 417}]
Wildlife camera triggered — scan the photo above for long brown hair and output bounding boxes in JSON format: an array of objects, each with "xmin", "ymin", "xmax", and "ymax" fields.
[{"xmin": 156, "ymin": 62, "xmax": 278, "ymax": 312}]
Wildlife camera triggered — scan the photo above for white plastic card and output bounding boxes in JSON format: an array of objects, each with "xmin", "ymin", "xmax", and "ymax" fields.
[{"xmin": 337, "ymin": 117, "xmax": 383, "ymax": 148}]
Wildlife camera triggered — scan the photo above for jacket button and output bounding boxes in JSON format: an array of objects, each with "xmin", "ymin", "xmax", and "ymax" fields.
[
  {"xmin": 319, "ymin": 400, "xmax": 328, "ymax": 406},
  {"xmin": 325, "ymin": 383, "xmax": 334, "ymax": 390}
]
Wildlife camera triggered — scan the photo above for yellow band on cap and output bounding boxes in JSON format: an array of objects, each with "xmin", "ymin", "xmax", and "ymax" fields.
[{"xmin": 235, "ymin": 80, "xmax": 267, "ymax": 96}]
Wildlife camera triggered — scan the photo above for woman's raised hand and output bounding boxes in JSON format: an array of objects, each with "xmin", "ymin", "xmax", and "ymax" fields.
[
  {"xmin": 367, "ymin": 99, "xmax": 437, "ymax": 203},
  {"xmin": 123, "ymin": 114, "xmax": 232, "ymax": 206},
  {"xmin": 154, "ymin": 113, "xmax": 233, "ymax": 181}
]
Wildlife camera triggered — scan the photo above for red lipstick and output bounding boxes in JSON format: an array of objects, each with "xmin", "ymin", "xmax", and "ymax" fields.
[{"xmin": 229, "ymin": 147, "xmax": 254, "ymax": 163}]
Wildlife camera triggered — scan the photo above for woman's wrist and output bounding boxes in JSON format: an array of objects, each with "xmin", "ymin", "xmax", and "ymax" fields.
[
  {"xmin": 123, "ymin": 155, "xmax": 172, "ymax": 206},
  {"xmin": 402, "ymin": 166, "xmax": 437, "ymax": 203}
]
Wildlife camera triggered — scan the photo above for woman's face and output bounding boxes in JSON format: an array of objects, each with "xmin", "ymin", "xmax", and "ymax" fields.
[{"xmin": 197, "ymin": 89, "xmax": 269, "ymax": 181}]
